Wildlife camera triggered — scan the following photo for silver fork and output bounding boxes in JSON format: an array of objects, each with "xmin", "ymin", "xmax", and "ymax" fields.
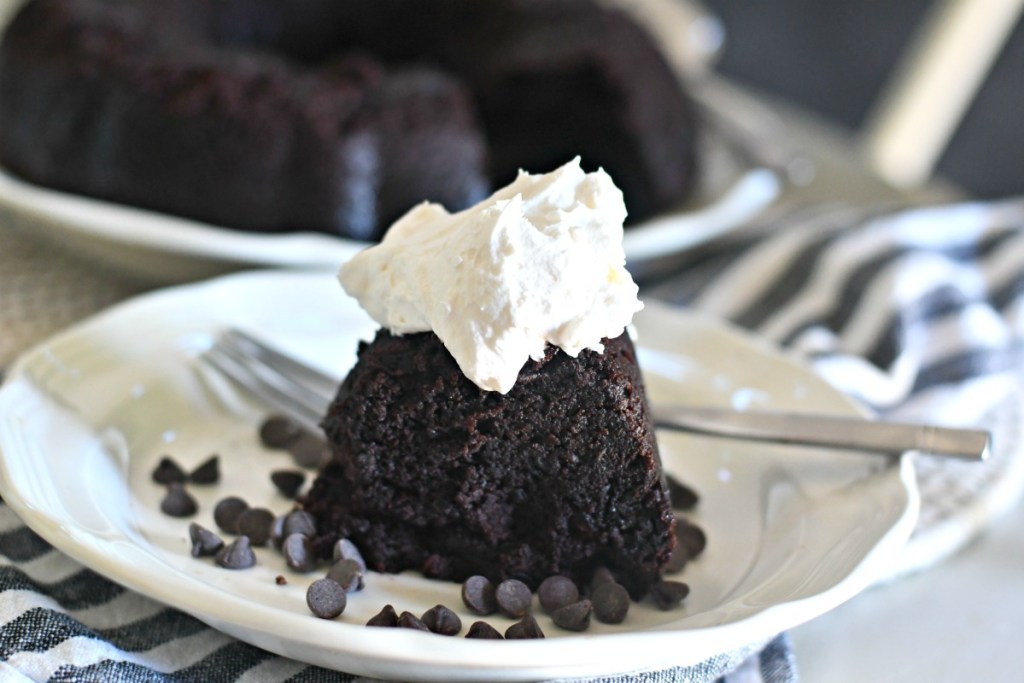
[{"xmin": 201, "ymin": 328, "xmax": 990, "ymax": 461}]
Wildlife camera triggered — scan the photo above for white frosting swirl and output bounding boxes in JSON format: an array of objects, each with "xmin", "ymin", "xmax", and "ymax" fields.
[{"xmin": 338, "ymin": 157, "xmax": 643, "ymax": 393}]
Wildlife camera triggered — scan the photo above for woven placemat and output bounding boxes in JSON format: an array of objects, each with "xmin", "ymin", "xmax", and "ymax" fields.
[{"xmin": 0, "ymin": 229, "xmax": 151, "ymax": 368}]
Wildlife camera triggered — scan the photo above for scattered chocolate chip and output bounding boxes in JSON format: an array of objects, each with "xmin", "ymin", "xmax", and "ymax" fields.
[
  {"xmin": 461, "ymin": 575, "xmax": 497, "ymax": 616},
  {"xmin": 151, "ymin": 457, "xmax": 186, "ymax": 485},
  {"xmin": 188, "ymin": 523, "xmax": 224, "ymax": 558},
  {"xmin": 259, "ymin": 415, "xmax": 302, "ymax": 449},
  {"xmin": 422, "ymin": 552, "xmax": 449, "ymax": 578},
  {"xmin": 237, "ymin": 507, "xmax": 275, "ymax": 546},
  {"xmin": 422, "ymin": 605, "xmax": 462, "ymax": 636},
  {"xmin": 289, "ymin": 432, "xmax": 328, "ymax": 469},
  {"xmin": 592, "ymin": 581, "xmax": 630, "ymax": 624},
  {"xmin": 538, "ymin": 575, "xmax": 579, "ymax": 613},
  {"xmin": 306, "ymin": 577, "xmax": 347, "ymax": 619},
  {"xmin": 398, "ymin": 611, "xmax": 430, "ymax": 631},
  {"xmin": 215, "ymin": 536, "xmax": 256, "ymax": 569},
  {"xmin": 160, "ymin": 483, "xmax": 197, "ymax": 518},
  {"xmin": 275, "ymin": 575, "xmax": 288, "ymax": 585},
  {"xmin": 326, "ymin": 558, "xmax": 365, "ymax": 592},
  {"xmin": 664, "ymin": 543, "xmax": 689, "ymax": 574},
  {"xmin": 282, "ymin": 509, "xmax": 317, "ymax": 538},
  {"xmin": 213, "ymin": 496, "xmax": 249, "ymax": 534},
  {"xmin": 551, "ymin": 599, "xmax": 592, "ymax": 632},
  {"xmin": 465, "ymin": 621, "xmax": 503, "ymax": 639},
  {"xmin": 332, "ymin": 538, "xmax": 367, "ymax": 572},
  {"xmin": 270, "ymin": 514, "xmax": 287, "ymax": 548},
  {"xmin": 677, "ymin": 520, "xmax": 707, "ymax": 560},
  {"xmin": 283, "ymin": 533, "xmax": 316, "ymax": 572},
  {"xmin": 367, "ymin": 604, "xmax": 399, "ymax": 627},
  {"xmin": 495, "ymin": 579, "xmax": 532, "ymax": 618},
  {"xmin": 270, "ymin": 470, "xmax": 306, "ymax": 499},
  {"xmin": 666, "ymin": 474, "xmax": 700, "ymax": 510},
  {"xmin": 188, "ymin": 455, "xmax": 220, "ymax": 484},
  {"xmin": 650, "ymin": 579, "xmax": 690, "ymax": 610},
  {"xmin": 505, "ymin": 614, "xmax": 544, "ymax": 639},
  {"xmin": 589, "ymin": 566, "xmax": 616, "ymax": 589}
]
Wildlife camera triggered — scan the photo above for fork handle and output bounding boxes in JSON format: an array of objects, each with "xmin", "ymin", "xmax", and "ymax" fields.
[{"xmin": 652, "ymin": 405, "xmax": 990, "ymax": 461}]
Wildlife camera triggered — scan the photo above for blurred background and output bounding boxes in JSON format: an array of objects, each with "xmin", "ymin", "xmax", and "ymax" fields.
[{"xmin": 703, "ymin": 0, "xmax": 1024, "ymax": 199}]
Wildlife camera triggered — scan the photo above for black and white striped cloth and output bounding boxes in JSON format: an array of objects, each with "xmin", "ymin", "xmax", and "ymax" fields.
[
  {"xmin": 650, "ymin": 197, "xmax": 1024, "ymax": 579},
  {"xmin": 0, "ymin": 500, "xmax": 794, "ymax": 682},
  {"xmin": 5, "ymin": 196, "xmax": 1024, "ymax": 681}
]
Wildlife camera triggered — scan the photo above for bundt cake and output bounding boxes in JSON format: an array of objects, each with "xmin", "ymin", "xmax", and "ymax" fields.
[
  {"xmin": 0, "ymin": 0, "xmax": 489, "ymax": 240},
  {"xmin": 304, "ymin": 330, "xmax": 676, "ymax": 599},
  {"xmin": 0, "ymin": 0, "xmax": 698, "ymax": 240}
]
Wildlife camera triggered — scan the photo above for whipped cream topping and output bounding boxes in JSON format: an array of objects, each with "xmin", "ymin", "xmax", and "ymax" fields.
[{"xmin": 338, "ymin": 157, "xmax": 643, "ymax": 393}]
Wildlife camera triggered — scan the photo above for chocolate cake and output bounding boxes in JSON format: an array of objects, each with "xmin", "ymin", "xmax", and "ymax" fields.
[
  {"xmin": 0, "ymin": 0, "xmax": 698, "ymax": 239},
  {"xmin": 0, "ymin": 0, "xmax": 488, "ymax": 240},
  {"xmin": 303, "ymin": 329, "xmax": 676, "ymax": 599}
]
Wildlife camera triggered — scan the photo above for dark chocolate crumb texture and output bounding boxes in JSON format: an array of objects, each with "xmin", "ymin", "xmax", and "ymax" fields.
[{"xmin": 302, "ymin": 329, "xmax": 676, "ymax": 599}]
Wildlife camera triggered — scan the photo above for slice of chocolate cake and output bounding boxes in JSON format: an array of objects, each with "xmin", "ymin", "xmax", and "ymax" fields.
[
  {"xmin": 304, "ymin": 329, "xmax": 675, "ymax": 599},
  {"xmin": 302, "ymin": 160, "xmax": 675, "ymax": 598}
]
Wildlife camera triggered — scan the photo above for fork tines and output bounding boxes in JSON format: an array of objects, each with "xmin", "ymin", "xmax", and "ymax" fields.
[{"xmin": 201, "ymin": 329, "xmax": 337, "ymax": 436}]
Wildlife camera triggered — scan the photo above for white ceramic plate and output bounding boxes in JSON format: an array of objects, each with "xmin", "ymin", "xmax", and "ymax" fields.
[{"xmin": 0, "ymin": 271, "xmax": 916, "ymax": 682}]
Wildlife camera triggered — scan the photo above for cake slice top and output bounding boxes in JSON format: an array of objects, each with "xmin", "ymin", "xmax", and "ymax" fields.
[{"xmin": 338, "ymin": 158, "xmax": 643, "ymax": 393}]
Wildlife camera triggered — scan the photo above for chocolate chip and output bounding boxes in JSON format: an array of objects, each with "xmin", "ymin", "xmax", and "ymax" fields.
[
  {"xmin": 188, "ymin": 455, "xmax": 220, "ymax": 484},
  {"xmin": 538, "ymin": 575, "xmax": 579, "ymax": 613},
  {"xmin": 152, "ymin": 457, "xmax": 185, "ymax": 485},
  {"xmin": 289, "ymin": 432, "xmax": 328, "ymax": 469},
  {"xmin": 592, "ymin": 581, "xmax": 630, "ymax": 624},
  {"xmin": 282, "ymin": 509, "xmax": 317, "ymax": 538},
  {"xmin": 650, "ymin": 579, "xmax": 690, "ymax": 610},
  {"xmin": 677, "ymin": 520, "xmax": 707, "ymax": 560},
  {"xmin": 283, "ymin": 533, "xmax": 316, "ymax": 572},
  {"xmin": 188, "ymin": 523, "xmax": 223, "ymax": 558},
  {"xmin": 495, "ymin": 579, "xmax": 532, "ymax": 618},
  {"xmin": 465, "ymin": 621, "xmax": 503, "ymax": 639},
  {"xmin": 367, "ymin": 604, "xmax": 399, "ymax": 627},
  {"xmin": 275, "ymin": 575, "xmax": 288, "ymax": 585},
  {"xmin": 331, "ymin": 538, "xmax": 367, "ymax": 572},
  {"xmin": 398, "ymin": 611, "xmax": 430, "ymax": 631},
  {"xmin": 213, "ymin": 496, "xmax": 249, "ymax": 534},
  {"xmin": 259, "ymin": 415, "xmax": 302, "ymax": 449},
  {"xmin": 306, "ymin": 578, "xmax": 347, "ymax": 619},
  {"xmin": 270, "ymin": 514, "xmax": 287, "ymax": 548},
  {"xmin": 664, "ymin": 542, "xmax": 689, "ymax": 574},
  {"xmin": 551, "ymin": 599, "xmax": 592, "ymax": 632},
  {"xmin": 237, "ymin": 507, "xmax": 275, "ymax": 546},
  {"xmin": 589, "ymin": 566, "xmax": 616, "ymax": 589},
  {"xmin": 666, "ymin": 474, "xmax": 700, "ymax": 510},
  {"xmin": 326, "ymin": 558, "xmax": 365, "ymax": 592},
  {"xmin": 461, "ymin": 575, "xmax": 497, "ymax": 615},
  {"xmin": 160, "ymin": 483, "xmax": 197, "ymax": 517},
  {"xmin": 270, "ymin": 470, "xmax": 306, "ymax": 499},
  {"xmin": 505, "ymin": 614, "xmax": 544, "ymax": 639},
  {"xmin": 215, "ymin": 536, "xmax": 256, "ymax": 569},
  {"xmin": 422, "ymin": 604, "xmax": 462, "ymax": 636},
  {"xmin": 422, "ymin": 553, "xmax": 449, "ymax": 578}
]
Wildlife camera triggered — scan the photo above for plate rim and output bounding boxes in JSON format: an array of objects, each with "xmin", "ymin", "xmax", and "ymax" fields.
[
  {"xmin": 0, "ymin": 163, "xmax": 778, "ymax": 270},
  {"xmin": 0, "ymin": 159, "xmax": 778, "ymax": 285}
]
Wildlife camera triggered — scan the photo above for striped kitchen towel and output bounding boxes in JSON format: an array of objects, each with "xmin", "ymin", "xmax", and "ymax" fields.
[{"xmin": 649, "ymin": 197, "xmax": 1024, "ymax": 578}]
